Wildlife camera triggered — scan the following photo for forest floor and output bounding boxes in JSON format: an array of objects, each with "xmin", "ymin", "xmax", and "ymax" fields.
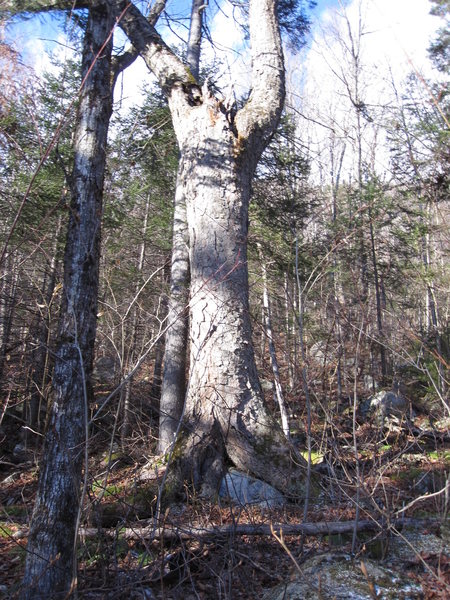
[{"xmin": 1, "ymin": 403, "xmax": 449, "ymax": 599}]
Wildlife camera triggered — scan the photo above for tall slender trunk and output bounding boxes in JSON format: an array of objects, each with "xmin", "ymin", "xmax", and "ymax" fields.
[
  {"xmin": 259, "ymin": 245, "xmax": 290, "ymax": 437},
  {"xmin": 20, "ymin": 6, "xmax": 114, "ymax": 598},
  {"xmin": 186, "ymin": 0, "xmax": 204, "ymax": 81},
  {"xmin": 330, "ymin": 140, "xmax": 345, "ymax": 400},
  {"xmin": 424, "ymin": 201, "xmax": 446, "ymax": 396},
  {"xmin": 158, "ymin": 166, "xmax": 190, "ymax": 454},
  {"xmin": 368, "ymin": 205, "xmax": 387, "ymax": 382},
  {"xmin": 149, "ymin": 258, "xmax": 170, "ymax": 403},
  {"xmin": 295, "ymin": 233, "xmax": 313, "ymax": 521},
  {"xmin": 157, "ymin": 0, "xmax": 205, "ymax": 455},
  {"xmin": 284, "ymin": 272, "xmax": 294, "ymax": 390},
  {"xmin": 0, "ymin": 253, "xmax": 18, "ymax": 383}
]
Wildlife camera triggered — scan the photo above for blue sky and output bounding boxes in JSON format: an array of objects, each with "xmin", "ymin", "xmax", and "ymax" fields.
[
  {"xmin": 6, "ymin": 0, "xmax": 343, "ymax": 68},
  {"xmin": 4, "ymin": 0, "xmax": 442, "ymax": 114}
]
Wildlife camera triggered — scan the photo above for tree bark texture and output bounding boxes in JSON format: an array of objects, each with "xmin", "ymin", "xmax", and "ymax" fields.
[
  {"xmin": 158, "ymin": 166, "xmax": 190, "ymax": 454},
  {"xmin": 186, "ymin": 0, "xmax": 204, "ymax": 81},
  {"xmin": 20, "ymin": 5, "xmax": 114, "ymax": 598},
  {"xmin": 161, "ymin": 3, "xmax": 308, "ymax": 498},
  {"xmin": 158, "ymin": 0, "xmax": 204, "ymax": 455},
  {"xmin": 109, "ymin": 0, "xmax": 310, "ymax": 498}
]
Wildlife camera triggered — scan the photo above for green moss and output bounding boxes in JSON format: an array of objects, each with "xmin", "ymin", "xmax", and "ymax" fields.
[
  {"xmin": 126, "ymin": 482, "xmax": 159, "ymax": 509},
  {"xmin": 426, "ymin": 449, "xmax": 450, "ymax": 461},
  {"xmin": 390, "ymin": 466, "xmax": 426, "ymax": 485},
  {"xmin": 91, "ymin": 482, "xmax": 123, "ymax": 498},
  {"xmin": 184, "ymin": 66, "xmax": 197, "ymax": 85},
  {"xmin": 135, "ymin": 550, "xmax": 156, "ymax": 566}
]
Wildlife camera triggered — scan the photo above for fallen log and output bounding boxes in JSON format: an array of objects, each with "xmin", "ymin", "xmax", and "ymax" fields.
[{"xmin": 76, "ymin": 517, "xmax": 439, "ymax": 542}]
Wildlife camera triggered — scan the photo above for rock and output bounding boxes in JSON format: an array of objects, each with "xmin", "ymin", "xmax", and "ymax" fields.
[
  {"xmin": 12, "ymin": 443, "xmax": 33, "ymax": 464},
  {"xmin": 389, "ymin": 530, "xmax": 446, "ymax": 563},
  {"xmin": 359, "ymin": 390, "xmax": 410, "ymax": 426},
  {"xmin": 260, "ymin": 378, "xmax": 274, "ymax": 392},
  {"xmin": 262, "ymin": 552, "xmax": 423, "ymax": 599},
  {"xmin": 363, "ymin": 374, "xmax": 379, "ymax": 392},
  {"xmin": 219, "ymin": 470, "xmax": 285, "ymax": 508}
]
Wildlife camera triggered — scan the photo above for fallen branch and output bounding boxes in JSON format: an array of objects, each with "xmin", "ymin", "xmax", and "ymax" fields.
[{"xmin": 74, "ymin": 517, "xmax": 440, "ymax": 542}]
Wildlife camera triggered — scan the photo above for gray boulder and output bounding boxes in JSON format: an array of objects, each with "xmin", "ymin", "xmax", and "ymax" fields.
[
  {"xmin": 219, "ymin": 469, "xmax": 285, "ymax": 508},
  {"xmin": 360, "ymin": 390, "xmax": 410, "ymax": 425},
  {"xmin": 262, "ymin": 552, "xmax": 423, "ymax": 599}
]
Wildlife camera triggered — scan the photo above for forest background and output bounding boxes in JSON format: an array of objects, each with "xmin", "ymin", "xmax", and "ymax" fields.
[{"xmin": 0, "ymin": 0, "xmax": 448, "ymax": 598}]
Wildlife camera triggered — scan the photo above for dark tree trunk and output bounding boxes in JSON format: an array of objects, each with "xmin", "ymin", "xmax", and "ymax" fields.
[
  {"xmin": 0, "ymin": 253, "xmax": 18, "ymax": 383},
  {"xmin": 20, "ymin": 5, "xmax": 114, "ymax": 598}
]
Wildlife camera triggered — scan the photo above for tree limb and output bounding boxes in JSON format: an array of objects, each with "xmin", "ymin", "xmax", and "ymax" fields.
[
  {"xmin": 111, "ymin": 0, "xmax": 168, "ymax": 87},
  {"xmin": 76, "ymin": 517, "xmax": 439, "ymax": 542},
  {"xmin": 107, "ymin": 0, "xmax": 194, "ymax": 95},
  {"xmin": 235, "ymin": 0, "xmax": 285, "ymax": 166}
]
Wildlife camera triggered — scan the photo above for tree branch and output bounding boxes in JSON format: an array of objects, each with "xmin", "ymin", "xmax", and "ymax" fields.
[
  {"xmin": 235, "ymin": 0, "xmax": 285, "ymax": 166},
  {"xmin": 111, "ymin": 0, "xmax": 168, "ymax": 87},
  {"xmin": 108, "ymin": 0, "xmax": 195, "ymax": 96},
  {"xmin": 75, "ymin": 517, "xmax": 439, "ymax": 542}
]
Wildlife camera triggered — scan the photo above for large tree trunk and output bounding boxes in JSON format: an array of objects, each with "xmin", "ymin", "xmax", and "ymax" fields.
[
  {"xmin": 111, "ymin": 0, "xmax": 310, "ymax": 498},
  {"xmin": 20, "ymin": 5, "xmax": 114, "ymax": 598},
  {"xmin": 164, "ymin": 93, "xmax": 307, "ymax": 499}
]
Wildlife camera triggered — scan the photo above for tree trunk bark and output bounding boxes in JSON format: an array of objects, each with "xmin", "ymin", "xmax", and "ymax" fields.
[
  {"xmin": 158, "ymin": 166, "xmax": 190, "ymax": 454},
  {"xmin": 109, "ymin": 0, "xmax": 311, "ymax": 498},
  {"xmin": 164, "ymin": 91, "xmax": 308, "ymax": 498},
  {"xmin": 20, "ymin": 5, "xmax": 114, "ymax": 598},
  {"xmin": 0, "ymin": 253, "xmax": 18, "ymax": 383}
]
